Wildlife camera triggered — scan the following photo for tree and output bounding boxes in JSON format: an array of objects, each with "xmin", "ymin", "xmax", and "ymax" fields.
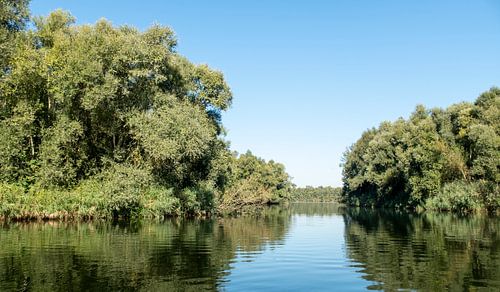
[
  {"xmin": 0, "ymin": 6, "xmax": 292, "ymax": 218},
  {"xmin": 341, "ymin": 88, "xmax": 500, "ymax": 212},
  {"xmin": 0, "ymin": 0, "xmax": 30, "ymax": 71}
]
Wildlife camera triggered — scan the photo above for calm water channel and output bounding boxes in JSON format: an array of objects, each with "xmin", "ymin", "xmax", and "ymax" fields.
[{"xmin": 1, "ymin": 203, "xmax": 499, "ymax": 291}]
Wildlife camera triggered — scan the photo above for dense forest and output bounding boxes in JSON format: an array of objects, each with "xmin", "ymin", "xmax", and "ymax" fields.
[
  {"xmin": 0, "ymin": 1, "xmax": 291, "ymax": 219},
  {"xmin": 341, "ymin": 88, "xmax": 499, "ymax": 212}
]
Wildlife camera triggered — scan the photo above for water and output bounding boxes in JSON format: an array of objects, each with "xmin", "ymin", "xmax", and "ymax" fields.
[{"xmin": 0, "ymin": 203, "xmax": 499, "ymax": 291}]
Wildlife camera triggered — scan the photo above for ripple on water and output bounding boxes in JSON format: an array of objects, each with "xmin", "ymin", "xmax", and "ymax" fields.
[{"xmin": 1, "ymin": 204, "xmax": 499, "ymax": 291}]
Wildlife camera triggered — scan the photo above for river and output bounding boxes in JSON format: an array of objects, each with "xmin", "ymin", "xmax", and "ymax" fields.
[{"xmin": 1, "ymin": 203, "xmax": 499, "ymax": 291}]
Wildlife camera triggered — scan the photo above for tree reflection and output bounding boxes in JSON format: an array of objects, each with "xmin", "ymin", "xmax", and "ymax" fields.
[
  {"xmin": 0, "ymin": 208, "xmax": 291, "ymax": 291},
  {"xmin": 343, "ymin": 208, "xmax": 500, "ymax": 291}
]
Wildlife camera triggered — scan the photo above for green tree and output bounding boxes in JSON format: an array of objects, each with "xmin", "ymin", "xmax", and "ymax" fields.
[
  {"xmin": 0, "ymin": 0, "xmax": 30, "ymax": 71},
  {"xmin": 342, "ymin": 88, "xmax": 500, "ymax": 212},
  {"xmin": 218, "ymin": 151, "xmax": 292, "ymax": 213},
  {"xmin": 0, "ymin": 6, "xmax": 291, "ymax": 219}
]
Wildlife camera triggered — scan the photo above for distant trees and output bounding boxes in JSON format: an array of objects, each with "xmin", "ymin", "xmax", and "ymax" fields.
[
  {"xmin": 290, "ymin": 186, "xmax": 342, "ymax": 202},
  {"xmin": 0, "ymin": 4, "xmax": 291, "ymax": 219},
  {"xmin": 341, "ymin": 88, "xmax": 499, "ymax": 212}
]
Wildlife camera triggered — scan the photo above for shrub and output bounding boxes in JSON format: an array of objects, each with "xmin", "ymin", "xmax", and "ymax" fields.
[
  {"xmin": 426, "ymin": 181, "xmax": 482, "ymax": 212},
  {"xmin": 140, "ymin": 187, "xmax": 180, "ymax": 218},
  {"xmin": 0, "ymin": 183, "xmax": 26, "ymax": 218},
  {"xmin": 477, "ymin": 181, "xmax": 500, "ymax": 211}
]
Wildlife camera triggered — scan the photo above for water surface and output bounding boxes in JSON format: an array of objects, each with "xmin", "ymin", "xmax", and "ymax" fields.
[{"xmin": 1, "ymin": 203, "xmax": 499, "ymax": 291}]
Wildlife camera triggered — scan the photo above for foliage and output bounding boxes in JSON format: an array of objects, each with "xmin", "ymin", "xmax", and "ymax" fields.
[
  {"xmin": 0, "ymin": 3, "xmax": 292, "ymax": 219},
  {"xmin": 341, "ymin": 88, "xmax": 500, "ymax": 212},
  {"xmin": 0, "ymin": 165, "xmax": 181, "ymax": 220},
  {"xmin": 218, "ymin": 151, "xmax": 293, "ymax": 214},
  {"xmin": 0, "ymin": 0, "xmax": 29, "ymax": 72},
  {"xmin": 290, "ymin": 186, "xmax": 342, "ymax": 202},
  {"xmin": 425, "ymin": 181, "xmax": 482, "ymax": 212}
]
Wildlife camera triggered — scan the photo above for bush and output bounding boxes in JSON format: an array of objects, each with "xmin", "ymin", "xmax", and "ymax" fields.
[
  {"xmin": 178, "ymin": 184, "xmax": 215, "ymax": 215},
  {"xmin": 426, "ymin": 181, "xmax": 482, "ymax": 212},
  {"xmin": 218, "ymin": 175, "xmax": 272, "ymax": 214},
  {"xmin": 477, "ymin": 181, "xmax": 500, "ymax": 211},
  {"xmin": 0, "ymin": 183, "xmax": 26, "ymax": 218},
  {"xmin": 77, "ymin": 163, "xmax": 180, "ymax": 218},
  {"xmin": 1, "ymin": 183, "xmax": 81, "ymax": 220},
  {"xmin": 0, "ymin": 165, "xmax": 181, "ymax": 220},
  {"xmin": 140, "ymin": 187, "xmax": 180, "ymax": 218}
]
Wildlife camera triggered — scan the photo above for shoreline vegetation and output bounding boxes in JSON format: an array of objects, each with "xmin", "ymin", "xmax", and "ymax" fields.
[
  {"xmin": 0, "ymin": 2, "xmax": 498, "ymax": 221},
  {"xmin": 290, "ymin": 186, "xmax": 342, "ymax": 203},
  {"xmin": 0, "ymin": 3, "xmax": 292, "ymax": 220},
  {"xmin": 341, "ymin": 88, "xmax": 499, "ymax": 213}
]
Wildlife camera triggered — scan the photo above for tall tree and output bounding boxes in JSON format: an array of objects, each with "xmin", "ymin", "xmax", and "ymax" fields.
[{"xmin": 342, "ymin": 88, "xmax": 499, "ymax": 211}]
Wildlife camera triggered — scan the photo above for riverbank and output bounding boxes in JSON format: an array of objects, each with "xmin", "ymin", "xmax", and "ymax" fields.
[
  {"xmin": 0, "ymin": 8, "xmax": 292, "ymax": 222},
  {"xmin": 0, "ymin": 176, "xmax": 288, "ymax": 221},
  {"xmin": 341, "ymin": 88, "xmax": 499, "ymax": 213}
]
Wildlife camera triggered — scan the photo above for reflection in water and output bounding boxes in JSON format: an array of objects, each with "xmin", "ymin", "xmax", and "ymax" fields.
[
  {"xmin": 0, "ymin": 207, "xmax": 290, "ymax": 291},
  {"xmin": 343, "ymin": 208, "xmax": 500, "ymax": 291},
  {"xmin": 285, "ymin": 201, "xmax": 345, "ymax": 216},
  {"xmin": 0, "ymin": 204, "xmax": 499, "ymax": 291}
]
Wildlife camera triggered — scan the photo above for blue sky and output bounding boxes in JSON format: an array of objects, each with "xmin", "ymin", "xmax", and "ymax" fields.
[{"xmin": 30, "ymin": 0, "xmax": 500, "ymax": 187}]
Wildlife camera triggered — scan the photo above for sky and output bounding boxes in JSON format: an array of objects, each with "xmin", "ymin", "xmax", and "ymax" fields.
[{"xmin": 30, "ymin": 0, "xmax": 500, "ymax": 187}]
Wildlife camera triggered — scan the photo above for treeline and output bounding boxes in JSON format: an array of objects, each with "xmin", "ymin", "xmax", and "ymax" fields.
[
  {"xmin": 0, "ymin": 2, "xmax": 291, "ymax": 219},
  {"xmin": 342, "ymin": 88, "xmax": 499, "ymax": 212},
  {"xmin": 290, "ymin": 186, "xmax": 342, "ymax": 202}
]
